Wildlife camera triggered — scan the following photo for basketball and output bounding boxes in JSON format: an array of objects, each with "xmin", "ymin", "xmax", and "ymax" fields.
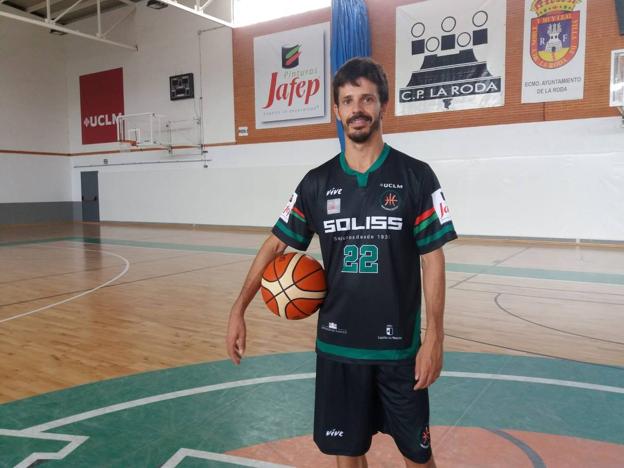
[{"xmin": 260, "ymin": 252, "xmax": 327, "ymax": 320}]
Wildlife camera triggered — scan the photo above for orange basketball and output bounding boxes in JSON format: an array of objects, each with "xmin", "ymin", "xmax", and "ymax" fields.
[{"xmin": 260, "ymin": 252, "xmax": 326, "ymax": 320}]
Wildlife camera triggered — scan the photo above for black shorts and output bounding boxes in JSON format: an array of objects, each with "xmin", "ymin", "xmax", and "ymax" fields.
[{"xmin": 313, "ymin": 355, "xmax": 432, "ymax": 463}]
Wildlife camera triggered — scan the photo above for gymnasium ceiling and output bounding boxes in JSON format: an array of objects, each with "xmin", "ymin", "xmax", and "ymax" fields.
[{"xmin": 2, "ymin": 0, "xmax": 141, "ymax": 25}]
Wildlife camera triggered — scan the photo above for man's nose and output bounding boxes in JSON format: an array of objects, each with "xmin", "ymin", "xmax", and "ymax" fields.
[{"xmin": 351, "ymin": 100, "xmax": 365, "ymax": 113}]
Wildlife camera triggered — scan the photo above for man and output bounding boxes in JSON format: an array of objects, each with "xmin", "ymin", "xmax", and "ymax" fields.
[{"xmin": 227, "ymin": 57, "xmax": 457, "ymax": 467}]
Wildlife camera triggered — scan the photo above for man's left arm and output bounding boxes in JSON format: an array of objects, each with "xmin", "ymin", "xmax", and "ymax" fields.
[{"xmin": 414, "ymin": 247, "xmax": 446, "ymax": 390}]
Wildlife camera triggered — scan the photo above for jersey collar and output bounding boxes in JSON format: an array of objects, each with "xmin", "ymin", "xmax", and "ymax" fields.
[{"xmin": 339, "ymin": 143, "xmax": 390, "ymax": 188}]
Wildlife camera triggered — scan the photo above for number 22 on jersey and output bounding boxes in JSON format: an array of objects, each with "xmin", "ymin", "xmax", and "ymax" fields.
[{"xmin": 342, "ymin": 244, "xmax": 379, "ymax": 274}]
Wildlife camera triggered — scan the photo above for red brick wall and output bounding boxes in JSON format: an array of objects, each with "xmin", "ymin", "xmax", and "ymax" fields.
[{"xmin": 233, "ymin": 0, "xmax": 624, "ymax": 144}]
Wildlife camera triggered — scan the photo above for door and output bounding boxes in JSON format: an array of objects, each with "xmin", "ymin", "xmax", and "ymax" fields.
[{"xmin": 81, "ymin": 171, "xmax": 100, "ymax": 222}]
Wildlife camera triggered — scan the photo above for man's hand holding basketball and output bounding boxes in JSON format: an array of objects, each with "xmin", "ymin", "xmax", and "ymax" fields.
[{"xmin": 226, "ymin": 301, "xmax": 246, "ymax": 365}]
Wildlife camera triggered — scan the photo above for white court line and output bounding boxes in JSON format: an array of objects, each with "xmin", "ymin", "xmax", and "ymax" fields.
[
  {"xmin": 443, "ymin": 372, "xmax": 624, "ymax": 394},
  {"xmin": 0, "ymin": 428, "xmax": 88, "ymax": 468},
  {"xmin": 4, "ymin": 371, "xmax": 622, "ymax": 467},
  {"xmin": 26, "ymin": 373, "xmax": 317, "ymax": 432},
  {"xmin": 24, "ymin": 371, "xmax": 623, "ymax": 434},
  {"xmin": 161, "ymin": 448, "xmax": 294, "ymax": 468},
  {"xmin": 0, "ymin": 245, "xmax": 130, "ymax": 324}
]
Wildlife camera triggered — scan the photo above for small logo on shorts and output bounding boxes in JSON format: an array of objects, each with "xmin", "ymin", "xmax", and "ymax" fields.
[
  {"xmin": 420, "ymin": 425, "xmax": 431, "ymax": 449},
  {"xmin": 326, "ymin": 428, "xmax": 344, "ymax": 437},
  {"xmin": 386, "ymin": 324, "xmax": 394, "ymax": 336}
]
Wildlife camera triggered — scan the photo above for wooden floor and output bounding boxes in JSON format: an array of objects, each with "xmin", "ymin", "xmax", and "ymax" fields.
[{"xmin": 0, "ymin": 222, "xmax": 622, "ymax": 404}]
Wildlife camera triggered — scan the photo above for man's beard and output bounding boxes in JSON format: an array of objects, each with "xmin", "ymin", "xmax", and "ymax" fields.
[{"xmin": 343, "ymin": 112, "xmax": 381, "ymax": 144}]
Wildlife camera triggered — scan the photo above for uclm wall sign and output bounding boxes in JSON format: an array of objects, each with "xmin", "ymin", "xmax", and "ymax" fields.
[{"xmin": 79, "ymin": 68, "xmax": 125, "ymax": 145}]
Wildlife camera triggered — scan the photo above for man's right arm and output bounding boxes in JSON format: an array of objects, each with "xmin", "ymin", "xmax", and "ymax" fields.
[{"xmin": 226, "ymin": 233, "xmax": 287, "ymax": 364}]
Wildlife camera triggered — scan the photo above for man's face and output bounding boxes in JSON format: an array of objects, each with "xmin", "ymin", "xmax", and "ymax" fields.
[{"xmin": 333, "ymin": 78, "xmax": 386, "ymax": 144}]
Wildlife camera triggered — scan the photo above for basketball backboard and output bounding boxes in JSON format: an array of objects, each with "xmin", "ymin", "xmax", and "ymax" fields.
[
  {"xmin": 117, "ymin": 113, "xmax": 168, "ymax": 148},
  {"xmin": 116, "ymin": 113, "xmax": 202, "ymax": 153}
]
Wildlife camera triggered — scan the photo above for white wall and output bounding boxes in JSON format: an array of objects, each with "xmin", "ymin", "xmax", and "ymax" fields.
[
  {"xmin": 0, "ymin": 8, "xmax": 69, "ymax": 154},
  {"xmin": 1, "ymin": 156, "xmax": 72, "ymax": 203},
  {"xmin": 0, "ymin": 8, "xmax": 72, "ymax": 204},
  {"xmin": 70, "ymin": 117, "xmax": 624, "ymax": 241}
]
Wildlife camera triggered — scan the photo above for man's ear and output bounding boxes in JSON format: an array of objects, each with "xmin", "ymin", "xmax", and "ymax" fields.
[
  {"xmin": 380, "ymin": 101, "xmax": 388, "ymax": 119},
  {"xmin": 333, "ymin": 103, "xmax": 340, "ymax": 121}
]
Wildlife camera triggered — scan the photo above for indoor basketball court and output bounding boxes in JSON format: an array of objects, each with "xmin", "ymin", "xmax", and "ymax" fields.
[{"xmin": 1, "ymin": 0, "xmax": 623, "ymax": 467}]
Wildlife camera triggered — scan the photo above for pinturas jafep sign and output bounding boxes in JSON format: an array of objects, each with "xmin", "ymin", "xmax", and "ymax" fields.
[{"xmin": 254, "ymin": 23, "xmax": 330, "ymax": 129}]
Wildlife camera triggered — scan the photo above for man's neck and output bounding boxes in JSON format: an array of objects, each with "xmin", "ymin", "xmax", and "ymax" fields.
[{"xmin": 343, "ymin": 134, "xmax": 385, "ymax": 174}]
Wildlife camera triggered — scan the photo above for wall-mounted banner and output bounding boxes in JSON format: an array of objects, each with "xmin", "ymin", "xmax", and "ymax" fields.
[
  {"xmin": 396, "ymin": 0, "xmax": 506, "ymax": 115},
  {"xmin": 254, "ymin": 22, "xmax": 331, "ymax": 129},
  {"xmin": 80, "ymin": 68, "xmax": 124, "ymax": 144},
  {"xmin": 521, "ymin": 0, "xmax": 587, "ymax": 103}
]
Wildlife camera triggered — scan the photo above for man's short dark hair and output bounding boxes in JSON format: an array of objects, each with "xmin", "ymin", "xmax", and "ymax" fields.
[{"xmin": 332, "ymin": 57, "xmax": 389, "ymax": 105}]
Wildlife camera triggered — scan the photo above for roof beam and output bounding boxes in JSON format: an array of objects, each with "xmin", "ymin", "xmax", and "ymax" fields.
[
  {"xmin": 51, "ymin": 0, "xmax": 84, "ymax": 23},
  {"xmin": 0, "ymin": 9, "xmax": 138, "ymax": 50},
  {"xmin": 27, "ymin": 0, "xmax": 64, "ymax": 14},
  {"xmin": 156, "ymin": 0, "xmax": 233, "ymax": 28}
]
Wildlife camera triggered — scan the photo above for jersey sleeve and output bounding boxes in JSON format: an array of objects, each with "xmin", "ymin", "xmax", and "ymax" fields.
[
  {"xmin": 271, "ymin": 177, "xmax": 315, "ymax": 251},
  {"xmin": 413, "ymin": 165, "xmax": 458, "ymax": 254}
]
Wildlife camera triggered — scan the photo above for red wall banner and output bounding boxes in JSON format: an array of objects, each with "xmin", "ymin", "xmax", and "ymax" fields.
[{"xmin": 80, "ymin": 68, "xmax": 124, "ymax": 144}]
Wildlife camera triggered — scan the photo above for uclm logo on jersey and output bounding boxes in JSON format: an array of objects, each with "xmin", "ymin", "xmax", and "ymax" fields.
[
  {"xmin": 262, "ymin": 45, "xmax": 320, "ymax": 109},
  {"xmin": 80, "ymin": 67, "xmax": 124, "ymax": 144}
]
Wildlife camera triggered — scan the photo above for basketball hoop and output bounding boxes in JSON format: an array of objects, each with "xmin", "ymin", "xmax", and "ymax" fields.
[{"xmin": 116, "ymin": 113, "xmax": 167, "ymax": 149}]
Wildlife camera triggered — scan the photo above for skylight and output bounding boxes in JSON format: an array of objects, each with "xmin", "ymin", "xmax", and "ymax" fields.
[{"xmin": 233, "ymin": 0, "xmax": 331, "ymax": 27}]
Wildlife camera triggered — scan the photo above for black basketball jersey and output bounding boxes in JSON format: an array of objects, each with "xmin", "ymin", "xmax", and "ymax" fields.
[{"xmin": 271, "ymin": 144, "xmax": 457, "ymax": 364}]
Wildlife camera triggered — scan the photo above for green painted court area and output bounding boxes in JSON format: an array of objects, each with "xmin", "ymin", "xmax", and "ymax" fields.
[{"xmin": 1, "ymin": 352, "xmax": 622, "ymax": 466}]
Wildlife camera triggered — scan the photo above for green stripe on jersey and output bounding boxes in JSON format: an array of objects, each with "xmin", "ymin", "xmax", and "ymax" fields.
[
  {"xmin": 275, "ymin": 220, "xmax": 311, "ymax": 245},
  {"xmin": 292, "ymin": 210, "xmax": 306, "ymax": 223},
  {"xmin": 317, "ymin": 313, "xmax": 421, "ymax": 360},
  {"xmin": 413, "ymin": 211, "xmax": 439, "ymax": 235},
  {"xmin": 416, "ymin": 223, "xmax": 455, "ymax": 248}
]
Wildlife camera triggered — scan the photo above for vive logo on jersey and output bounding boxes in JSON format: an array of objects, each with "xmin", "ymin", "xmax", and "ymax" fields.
[
  {"xmin": 326, "ymin": 429, "xmax": 344, "ymax": 437},
  {"xmin": 326, "ymin": 188, "xmax": 342, "ymax": 196},
  {"xmin": 432, "ymin": 188, "xmax": 452, "ymax": 224},
  {"xmin": 381, "ymin": 190, "xmax": 400, "ymax": 211},
  {"xmin": 323, "ymin": 216, "xmax": 403, "ymax": 233}
]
